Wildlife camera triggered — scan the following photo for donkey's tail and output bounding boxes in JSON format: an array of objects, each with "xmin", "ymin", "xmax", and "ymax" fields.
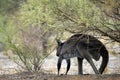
[{"xmin": 99, "ymin": 46, "xmax": 109, "ymax": 74}]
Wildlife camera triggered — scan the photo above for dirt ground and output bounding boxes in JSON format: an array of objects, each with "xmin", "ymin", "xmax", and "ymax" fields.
[{"xmin": 0, "ymin": 72, "xmax": 120, "ymax": 80}]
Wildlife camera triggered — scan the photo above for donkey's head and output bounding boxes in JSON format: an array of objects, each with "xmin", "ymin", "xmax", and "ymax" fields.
[{"xmin": 56, "ymin": 39, "xmax": 64, "ymax": 56}]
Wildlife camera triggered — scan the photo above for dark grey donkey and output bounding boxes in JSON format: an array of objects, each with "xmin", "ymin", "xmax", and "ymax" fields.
[{"xmin": 56, "ymin": 34, "xmax": 109, "ymax": 75}]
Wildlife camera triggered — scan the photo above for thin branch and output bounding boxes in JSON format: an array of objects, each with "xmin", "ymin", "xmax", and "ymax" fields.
[
  {"xmin": 104, "ymin": 11, "xmax": 120, "ymax": 20},
  {"xmin": 56, "ymin": 8, "xmax": 78, "ymax": 24},
  {"xmin": 95, "ymin": 26, "xmax": 120, "ymax": 43}
]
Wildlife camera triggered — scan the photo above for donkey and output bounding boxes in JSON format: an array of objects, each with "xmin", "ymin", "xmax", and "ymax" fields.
[{"xmin": 56, "ymin": 34, "xmax": 109, "ymax": 75}]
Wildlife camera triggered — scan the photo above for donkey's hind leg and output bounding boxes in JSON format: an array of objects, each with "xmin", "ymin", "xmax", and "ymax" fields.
[{"xmin": 65, "ymin": 59, "xmax": 71, "ymax": 75}]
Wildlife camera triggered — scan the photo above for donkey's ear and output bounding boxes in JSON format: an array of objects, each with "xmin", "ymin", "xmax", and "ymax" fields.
[{"xmin": 56, "ymin": 39, "xmax": 62, "ymax": 45}]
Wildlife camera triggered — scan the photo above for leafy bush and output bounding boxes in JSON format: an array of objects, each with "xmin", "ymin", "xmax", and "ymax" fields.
[
  {"xmin": 0, "ymin": 15, "xmax": 51, "ymax": 72},
  {"xmin": 7, "ymin": 26, "xmax": 52, "ymax": 72},
  {"xmin": 0, "ymin": 15, "xmax": 16, "ymax": 51},
  {"xmin": 11, "ymin": 43, "xmax": 47, "ymax": 72}
]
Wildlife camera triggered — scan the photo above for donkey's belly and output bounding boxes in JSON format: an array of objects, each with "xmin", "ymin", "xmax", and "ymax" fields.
[{"xmin": 62, "ymin": 52, "xmax": 81, "ymax": 59}]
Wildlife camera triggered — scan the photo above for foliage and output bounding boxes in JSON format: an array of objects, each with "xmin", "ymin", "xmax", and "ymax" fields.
[
  {"xmin": 89, "ymin": 0, "xmax": 120, "ymax": 42},
  {"xmin": 0, "ymin": 0, "xmax": 26, "ymax": 14},
  {"xmin": 0, "ymin": 15, "xmax": 16, "ymax": 50},
  {"xmin": 16, "ymin": 0, "xmax": 120, "ymax": 43},
  {"xmin": 49, "ymin": 0, "xmax": 120, "ymax": 42}
]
